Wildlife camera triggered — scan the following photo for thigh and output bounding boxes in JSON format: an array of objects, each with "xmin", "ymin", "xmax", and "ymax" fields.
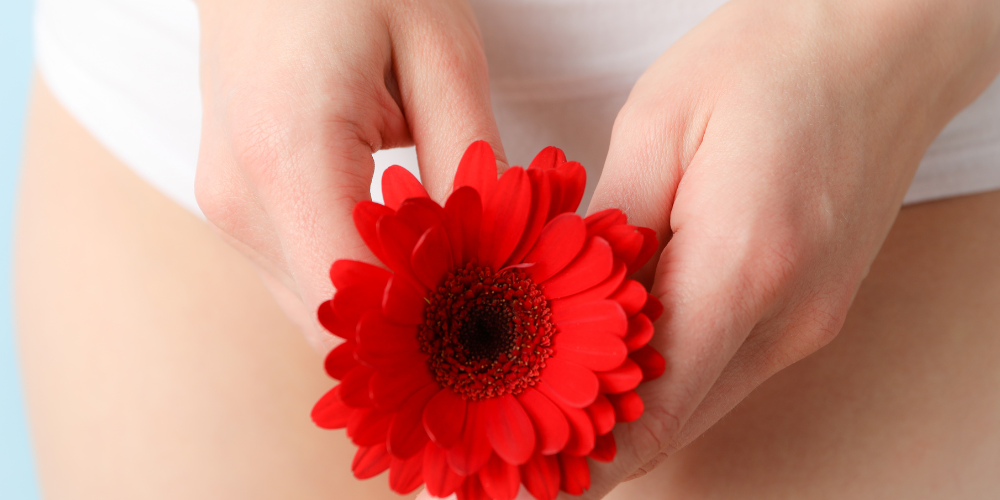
[
  {"xmin": 609, "ymin": 189, "xmax": 1000, "ymax": 498},
  {"xmin": 14, "ymin": 79, "xmax": 408, "ymax": 499}
]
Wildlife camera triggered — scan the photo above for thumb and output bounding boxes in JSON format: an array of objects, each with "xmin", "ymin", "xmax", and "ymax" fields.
[
  {"xmin": 579, "ymin": 78, "xmax": 718, "ymax": 495},
  {"xmin": 585, "ymin": 68, "xmax": 706, "ymax": 282},
  {"xmin": 388, "ymin": 0, "xmax": 506, "ymax": 201}
]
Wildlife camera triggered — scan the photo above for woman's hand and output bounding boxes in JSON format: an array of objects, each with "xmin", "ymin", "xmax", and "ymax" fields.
[
  {"xmin": 585, "ymin": 0, "xmax": 1000, "ymax": 495},
  {"xmin": 194, "ymin": 0, "xmax": 503, "ymax": 350}
]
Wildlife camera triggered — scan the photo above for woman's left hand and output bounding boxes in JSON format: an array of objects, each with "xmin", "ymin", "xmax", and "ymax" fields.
[{"xmin": 583, "ymin": 0, "xmax": 1000, "ymax": 496}]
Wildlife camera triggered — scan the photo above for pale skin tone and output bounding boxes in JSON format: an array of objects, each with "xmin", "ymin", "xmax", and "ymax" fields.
[{"xmin": 14, "ymin": 0, "xmax": 1000, "ymax": 499}]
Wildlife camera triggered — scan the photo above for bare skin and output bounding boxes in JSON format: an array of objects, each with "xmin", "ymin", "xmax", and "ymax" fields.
[
  {"xmin": 190, "ymin": 0, "xmax": 1000, "ymax": 494},
  {"xmin": 583, "ymin": 1, "xmax": 1000, "ymax": 492},
  {"xmin": 15, "ymin": 80, "xmax": 415, "ymax": 500},
  {"xmin": 17, "ymin": 77, "xmax": 1000, "ymax": 499},
  {"xmin": 611, "ymin": 189, "xmax": 1000, "ymax": 499}
]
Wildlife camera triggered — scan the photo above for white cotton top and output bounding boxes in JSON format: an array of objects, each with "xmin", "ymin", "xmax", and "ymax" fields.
[{"xmin": 35, "ymin": 0, "xmax": 1000, "ymax": 218}]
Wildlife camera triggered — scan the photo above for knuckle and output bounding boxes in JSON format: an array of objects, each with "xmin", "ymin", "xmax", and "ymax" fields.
[
  {"xmin": 624, "ymin": 452, "xmax": 670, "ymax": 481},
  {"xmin": 801, "ymin": 286, "xmax": 854, "ymax": 347},
  {"xmin": 609, "ymin": 402, "xmax": 683, "ymax": 482},
  {"xmin": 627, "ymin": 403, "xmax": 683, "ymax": 458},
  {"xmin": 756, "ymin": 239, "xmax": 803, "ymax": 294},
  {"xmin": 229, "ymin": 106, "xmax": 294, "ymax": 185},
  {"xmin": 740, "ymin": 219, "xmax": 816, "ymax": 311},
  {"xmin": 194, "ymin": 156, "xmax": 246, "ymax": 232},
  {"xmin": 772, "ymin": 285, "xmax": 854, "ymax": 365},
  {"xmin": 193, "ymin": 174, "xmax": 227, "ymax": 224}
]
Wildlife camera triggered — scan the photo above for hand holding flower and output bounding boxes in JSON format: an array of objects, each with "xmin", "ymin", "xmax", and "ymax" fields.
[
  {"xmin": 194, "ymin": 0, "xmax": 503, "ymax": 350},
  {"xmin": 313, "ymin": 143, "xmax": 664, "ymax": 500},
  {"xmin": 583, "ymin": 0, "xmax": 1000, "ymax": 495}
]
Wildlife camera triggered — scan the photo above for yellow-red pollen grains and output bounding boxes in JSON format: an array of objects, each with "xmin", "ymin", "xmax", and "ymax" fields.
[{"xmin": 418, "ymin": 263, "xmax": 554, "ymax": 401}]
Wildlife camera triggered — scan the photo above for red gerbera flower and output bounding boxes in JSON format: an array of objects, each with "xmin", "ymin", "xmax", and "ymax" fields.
[{"xmin": 312, "ymin": 141, "xmax": 665, "ymax": 500}]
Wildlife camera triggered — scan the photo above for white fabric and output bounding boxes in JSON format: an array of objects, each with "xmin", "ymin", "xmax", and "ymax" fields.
[
  {"xmin": 35, "ymin": 0, "xmax": 1000, "ymax": 218},
  {"xmin": 35, "ymin": 0, "xmax": 203, "ymax": 215}
]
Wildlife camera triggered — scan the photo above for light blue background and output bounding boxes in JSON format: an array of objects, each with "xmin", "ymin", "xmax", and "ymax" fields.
[{"xmin": 1, "ymin": 0, "xmax": 42, "ymax": 498}]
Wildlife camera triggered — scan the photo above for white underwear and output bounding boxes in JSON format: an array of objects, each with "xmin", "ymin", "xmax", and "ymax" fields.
[{"xmin": 35, "ymin": 0, "xmax": 1000, "ymax": 218}]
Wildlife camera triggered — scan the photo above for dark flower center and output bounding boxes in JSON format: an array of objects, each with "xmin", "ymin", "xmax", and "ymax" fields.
[{"xmin": 418, "ymin": 263, "xmax": 554, "ymax": 401}]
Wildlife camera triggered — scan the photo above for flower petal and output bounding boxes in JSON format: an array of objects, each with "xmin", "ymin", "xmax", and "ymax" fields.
[
  {"xmin": 318, "ymin": 300, "xmax": 355, "ymax": 339},
  {"xmin": 479, "ymin": 453, "xmax": 521, "ymax": 500},
  {"xmin": 411, "ymin": 225, "xmax": 453, "ymax": 290},
  {"xmin": 396, "ymin": 197, "xmax": 447, "ymax": 237},
  {"xmin": 584, "ymin": 209, "xmax": 626, "ymax": 239},
  {"xmin": 551, "ymin": 299, "xmax": 628, "ymax": 339},
  {"xmin": 444, "ymin": 186, "xmax": 482, "ymax": 266},
  {"xmin": 479, "ymin": 167, "xmax": 531, "ymax": 270},
  {"xmin": 424, "ymin": 442, "xmax": 465, "ymax": 497},
  {"xmin": 422, "ymin": 389, "xmax": 467, "ymax": 449},
  {"xmin": 448, "ymin": 400, "xmax": 492, "ymax": 476},
  {"xmin": 356, "ymin": 312, "xmax": 421, "ymax": 370},
  {"xmin": 516, "ymin": 388, "xmax": 570, "ymax": 455},
  {"xmin": 389, "ymin": 453, "xmax": 425, "ymax": 494},
  {"xmin": 348, "ymin": 407, "xmax": 393, "ymax": 446},
  {"xmin": 339, "ymin": 366, "xmax": 375, "ymax": 408},
  {"xmin": 371, "ymin": 362, "xmax": 434, "ymax": 410},
  {"xmin": 632, "ymin": 226, "xmax": 659, "ymax": 274},
  {"xmin": 585, "ymin": 394, "xmax": 616, "ymax": 436},
  {"xmin": 641, "ymin": 293, "xmax": 664, "ymax": 321},
  {"xmin": 330, "ymin": 260, "xmax": 392, "ymax": 291},
  {"xmin": 623, "ymin": 313, "xmax": 655, "ymax": 352},
  {"xmin": 552, "ymin": 161, "xmax": 586, "ymax": 214},
  {"xmin": 544, "ymin": 172, "xmax": 564, "ymax": 222},
  {"xmin": 334, "ymin": 282, "xmax": 387, "ymax": 326},
  {"xmin": 382, "ymin": 275, "xmax": 426, "ymax": 325},
  {"xmin": 548, "ymin": 262, "xmax": 626, "ymax": 312},
  {"xmin": 608, "ymin": 391, "xmax": 644, "ymax": 422},
  {"xmin": 610, "ymin": 279, "xmax": 648, "ymax": 316},
  {"xmin": 311, "ymin": 386, "xmax": 351, "ymax": 429},
  {"xmin": 528, "ymin": 146, "xmax": 566, "ymax": 171},
  {"xmin": 600, "ymin": 224, "xmax": 643, "ymax": 269},
  {"xmin": 541, "ymin": 237, "xmax": 614, "ymax": 299},
  {"xmin": 455, "ymin": 474, "xmax": 487, "ymax": 500},
  {"xmin": 377, "ymin": 214, "xmax": 425, "ymax": 286},
  {"xmin": 352, "ymin": 443, "xmax": 392, "ymax": 479},
  {"xmin": 540, "ymin": 357, "xmax": 599, "ymax": 408},
  {"xmin": 387, "ymin": 384, "xmax": 438, "ymax": 459},
  {"xmin": 589, "ymin": 432, "xmax": 616, "ymax": 462},
  {"xmin": 453, "ymin": 140, "xmax": 498, "ymax": 201},
  {"xmin": 539, "ymin": 392, "xmax": 596, "ymax": 457},
  {"xmin": 596, "ymin": 357, "xmax": 643, "ymax": 394},
  {"xmin": 558, "ymin": 453, "xmax": 591, "ymax": 495},
  {"xmin": 552, "ymin": 330, "xmax": 627, "ymax": 372},
  {"xmin": 520, "ymin": 451, "xmax": 560, "ymax": 500},
  {"xmin": 631, "ymin": 345, "xmax": 666, "ymax": 382},
  {"xmin": 324, "ymin": 341, "xmax": 357, "ymax": 379},
  {"xmin": 382, "ymin": 165, "xmax": 429, "ymax": 210},
  {"xmin": 523, "ymin": 213, "xmax": 586, "ymax": 283},
  {"xmin": 353, "ymin": 201, "xmax": 395, "ymax": 264},
  {"xmin": 505, "ymin": 168, "xmax": 551, "ymax": 267},
  {"xmin": 485, "ymin": 394, "xmax": 536, "ymax": 465}
]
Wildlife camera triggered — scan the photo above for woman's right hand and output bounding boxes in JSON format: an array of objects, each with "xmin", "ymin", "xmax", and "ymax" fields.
[{"xmin": 194, "ymin": 0, "xmax": 504, "ymax": 350}]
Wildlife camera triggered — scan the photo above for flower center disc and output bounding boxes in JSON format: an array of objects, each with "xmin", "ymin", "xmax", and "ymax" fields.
[{"xmin": 418, "ymin": 263, "xmax": 554, "ymax": 401}]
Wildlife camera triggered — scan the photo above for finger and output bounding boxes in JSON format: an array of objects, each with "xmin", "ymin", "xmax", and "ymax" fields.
[
  {"xmin": 577, "ymin": 76, "xmax": 710, "ymax": 496},
  {"xmin": 387, "ymin": 0, "xmax": 507, "ymax": 201},
  {"xmin": 253, "ymin": 263, "xmax": 338, "ymax": 352},
  {"xmin": 615, "ymin": 323, "xmax": 790, "ymax": 483},
  {"xmin": 581, "ymin": 194, "xmax": 786, "ymax": 498},
  {"xmin": 660, "ymin": 282, "xmax": 854, "ymax": 456},
  {"xmin": 196, "ymin": 3, "xmax": 412, "ymax": 338},
  {"xmin": 585, "ymin": 57, "xmax": 713, "ymax": 285},
  {"xmin": 582, "ymin": 83, "xmax": 810, "ymax": 496}
]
